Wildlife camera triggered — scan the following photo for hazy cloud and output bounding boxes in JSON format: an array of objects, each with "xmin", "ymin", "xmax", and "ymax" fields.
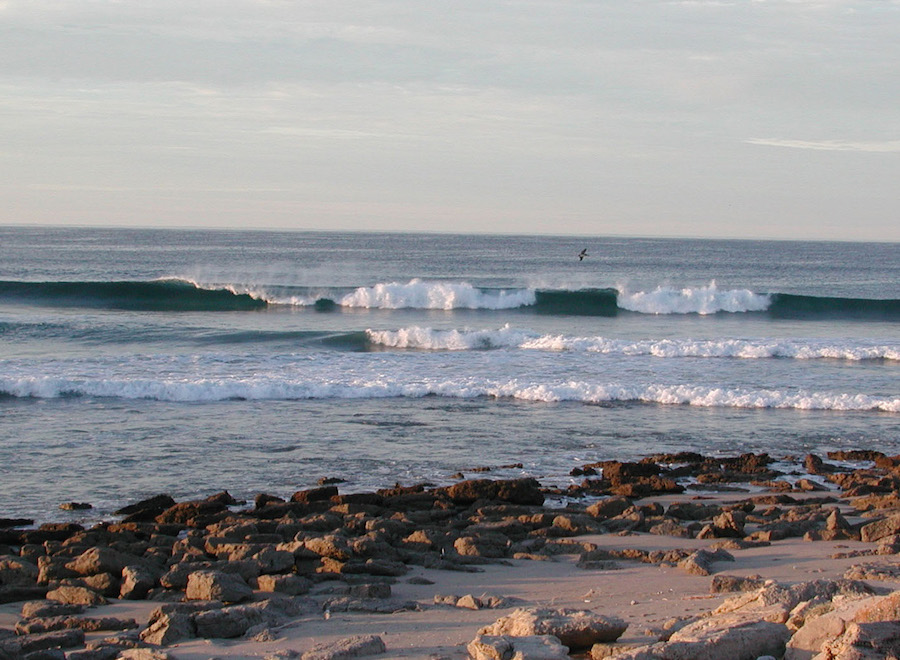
[{"xmin": 1, "ymin": 0, "xmax": 898, "ymax": 240}]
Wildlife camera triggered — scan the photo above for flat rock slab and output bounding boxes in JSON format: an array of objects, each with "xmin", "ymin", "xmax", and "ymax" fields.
[{"xmin": 300, "ymin": 634, "xmax": 387, "ymax": 660}]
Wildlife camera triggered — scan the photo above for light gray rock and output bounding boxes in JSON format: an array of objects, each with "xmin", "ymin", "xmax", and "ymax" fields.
[
  {"xmin": 812, "ymin": 621, "xmax": 900, "ymax": 660},
  {"xmin": 300, "ymin": 634, "xmax": 386, "ymax": 660},
  {"xmin": 478, "ymin": 607, "xmax": 627, "ymax": 650},
  {"xmin": 468, "ymin": 634, "xmax": 569, "ymax": 660},
  {"xmin": 609, "ymin": 615, "xmax": 789, "ymax": 659},
  {"xmin": 185, "ymin": 570, "xmax": 252, "ymax": 603}
]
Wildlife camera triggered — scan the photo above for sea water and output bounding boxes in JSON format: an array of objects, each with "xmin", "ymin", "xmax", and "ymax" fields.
[{"xmin": 1, "ymin": 227, "xmax": 898, "ymax": 523}]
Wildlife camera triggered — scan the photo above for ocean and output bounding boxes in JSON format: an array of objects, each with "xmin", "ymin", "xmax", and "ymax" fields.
[{"xmin": 1, "ymin": 226, "xmax": 898, "ymax": 525}]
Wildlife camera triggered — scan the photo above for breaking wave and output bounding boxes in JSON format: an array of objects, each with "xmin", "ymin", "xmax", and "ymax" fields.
[
  {"xmin": 1, "ymin": 374, "xmax": 897, "ymax": 412},
  {"xmin": 365, "ymin": 326, "xmax": 900, "ymax": 360}
]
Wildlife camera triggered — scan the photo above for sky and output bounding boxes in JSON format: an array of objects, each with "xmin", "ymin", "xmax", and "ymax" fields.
[{"xmin": 1, "ymin": 1, "xmax": 898, "ymax": 241}]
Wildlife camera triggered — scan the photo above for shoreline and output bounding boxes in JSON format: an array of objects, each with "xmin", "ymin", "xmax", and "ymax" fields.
[{"xmin": 3, "ymin": 450, "xmax": 900, "ymax": 659}]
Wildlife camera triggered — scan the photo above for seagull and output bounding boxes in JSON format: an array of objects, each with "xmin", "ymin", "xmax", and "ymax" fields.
[{"xmin": 578, "ymin": 248, "xmax": 588, "ymax": 261}]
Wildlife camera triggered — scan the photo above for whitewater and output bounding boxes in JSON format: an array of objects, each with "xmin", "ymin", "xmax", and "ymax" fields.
[{"xmin": 0, "ymin": 227, "xmax": 897, "ymax": 523}]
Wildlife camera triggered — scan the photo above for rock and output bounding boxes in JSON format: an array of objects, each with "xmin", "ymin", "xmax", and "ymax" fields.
[
  {"xmin": 610, "ymin": 615, "xmax": 790, "ymax": 660},
  {"xmin": 0, "ymin": 585, "xmax": 48, "ymax": 604},
  {"xmin": 59, "ymin": 502, "xmax": 92, "ymax": 511},
  {"xmin": 814, "ymin": 621, "xmax": 900, "ymax": 660},
  {"xmin": 20, "ymin": 601, "xmax": 85, "ymax": 619},
  {"xmin": 256, "ymin": 574, "xmax": 312, "ymax": 595},
  {"xmin": 65, "ymin": 547, "xmax": 134, "ymax": 577},
  {"xmin": 119, "ymin": 564, "xmax": 160, "ymax": 600},
  {"xmin": 349, "ymin": 583, "xmax": 391, "ymax": 599},
  {"xmin": 785, "ymin": 591, "xmax": 900, "ymax": 660},
  {"xmin": 710, "ymin": 575, "xmax": 766, "ymax": 593},
  {"xmin": 45, "ymin": 586, "xmax": 107, "ymax": 607},
  {"xmin": 1, "ymin": 629, "xmax": 85, "ymax": 655},
  {"xmin": 665, "ymin": 502, "xmax": 722, "ymax": 521},
  {"xmin": 442, "ymin": 479, "xmax": 544, "ymax": 506},
  {"xmin": 468, "ymin": 634, "xmax": 570, "ymax": 660},
  {"xmin": 585, "ymin": 497, "xmax": 632, "ymax": 520},
  {"xmin": 678, "ymin": 548, "xmax": 734, "ymax": 576},
  {"xmin": 14, "ymin": 616, "xmax": 137, "ymax": 635},
  {"xmin": 193, "ymin": 599, "xmax": 296, "ymax": 639},
  {"xmin": 114, "ymin": 494, "xmax": 177, "ymax": 521},
  {"xmin": 139, "ymin": 610, "xmax": 196, "ymax": 646},
  {"xmin": 454, "ymin": 534, "xmax": 510, "ymax": 558},
  {"xmin": 0, "ymin": 556, "xmax": 39, "ymax": 586},
  {"xmin": 118, "ymin": 650, "xmax": 179, "ymax": 660},
  {"xmin": 479, "ymin": 607, "xmax": 627, "ymax": 650},
  {"xmin": 860, "ymin": 514, "xmax": 900, "ymax": 543},
  {"xmin": 155, "ymin": 498, "xmax": 228, "ymax": 526},
  {"xmin": 185, "ymin": 570, "xmax": 252, "ymax": 603},
  {"xmin": 300, "ymin": 634, "xmax": 387, "ymax": 660},
  {"xmin": 712, "ymin": 511, "xmax": 745, "ymax": 537},
  {"xmin": 291, "ymin": 486, "xmax": 339, "ymax": 503}
]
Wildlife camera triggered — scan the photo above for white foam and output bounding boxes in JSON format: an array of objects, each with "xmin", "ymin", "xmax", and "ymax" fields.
[
  {"xmin": 617, "ymin": 281, "xmax": 770, "ymax": 315},
  {"xmin": 366, "ymin": 326, "xmax": 900, "ymax": 360},
  {"xmin": 3, "ymin": 374, "xmax": 897, "ymax": 412},
  {"xmin": 340, "ymin": 279, "xmax": 534, "ymax": 310}
]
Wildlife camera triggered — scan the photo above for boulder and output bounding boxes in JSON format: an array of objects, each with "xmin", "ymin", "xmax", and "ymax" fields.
[
  {"xmin": 479, "ymin": 607, "xmax": 627, "ymax": 650},
  {"xmin": 468, "ymin": 634, "xmax": 569, "ymax": 660},
  {"xmin": 65, "ymin": 548, "xmax": 135, "ymax": 578},
  {"xmin": 185, "ymin": 570, "xmax": 252, "ymax": 603}
]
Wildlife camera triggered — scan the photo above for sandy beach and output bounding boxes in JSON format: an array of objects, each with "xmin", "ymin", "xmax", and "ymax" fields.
[{"xmin": 4, "ymin": 452, "xmax": 900, "ymax": 659}]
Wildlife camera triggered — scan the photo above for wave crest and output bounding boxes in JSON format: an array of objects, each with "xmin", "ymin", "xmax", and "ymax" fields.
[
  {"xmin": 617, "ymin": 281, "xmax": 770, "ymax": 315},
  {"xmin": 365, "ymin": 326, "xmax": 900, "ymax": 360},
  {"xmin": 340, "ymin": 279, "xmax": 534, "ymax": 310}
]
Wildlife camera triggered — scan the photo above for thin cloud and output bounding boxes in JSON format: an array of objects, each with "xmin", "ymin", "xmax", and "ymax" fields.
[{"xmin": 746, "ymin": 138, "xmax": 900, "ymax": 153}]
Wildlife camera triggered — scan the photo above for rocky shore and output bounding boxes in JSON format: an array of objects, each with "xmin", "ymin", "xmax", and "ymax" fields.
[{"xmin": 3, "ymin": 450, "xmax": 900, "ymax": 659}]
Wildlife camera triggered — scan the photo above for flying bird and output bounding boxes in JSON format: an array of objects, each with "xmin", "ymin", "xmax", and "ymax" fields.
[{"xmin": 578, "ymin": 249, "xmax": 588, "ymax": 261}]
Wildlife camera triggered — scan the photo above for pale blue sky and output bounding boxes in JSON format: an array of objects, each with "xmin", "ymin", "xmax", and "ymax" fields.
[{"xmin": 1, "ymin": 1, "xmax": 898, "ymax": 241}]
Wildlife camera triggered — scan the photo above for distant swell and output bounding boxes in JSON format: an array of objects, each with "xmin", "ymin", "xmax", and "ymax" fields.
[
  {"xmin": 769, "ymin": 293, "xmax": 900, "ymax": 320},
  {"xmin": 1, "ymin": 375, "xmax": 897, "ymax": 412},
  {"xmin": 366, "ymin": 326, "xmax": 900, "ymax": 360},
  {"xmin": 0, "ymin": 279, "xmax": 266, "ymax": 311}
]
